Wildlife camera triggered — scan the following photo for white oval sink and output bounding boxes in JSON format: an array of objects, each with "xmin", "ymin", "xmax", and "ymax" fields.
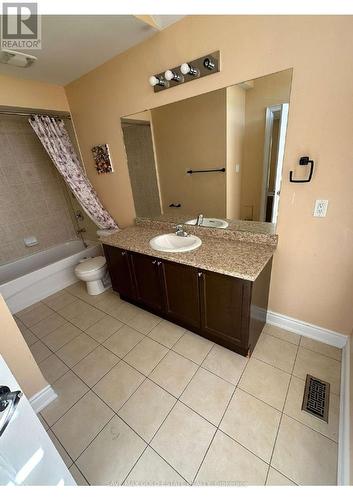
[
  {"xmin": 185, "ymin": 217, "xmax": 229, "ymax": 229},
  {"xmin": 149, "ymin": 233, "xmax": 202, "ymax": 253}
]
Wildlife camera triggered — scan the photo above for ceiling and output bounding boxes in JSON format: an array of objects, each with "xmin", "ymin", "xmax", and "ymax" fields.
[{"xmin": 0, "ymin": 15, "xmax": 184, "ymax": 85}]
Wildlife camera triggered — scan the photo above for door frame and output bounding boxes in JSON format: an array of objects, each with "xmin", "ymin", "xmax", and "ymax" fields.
[{"xmin": 260, "ymin": 103, "xmax": 289, "ymax": 223}]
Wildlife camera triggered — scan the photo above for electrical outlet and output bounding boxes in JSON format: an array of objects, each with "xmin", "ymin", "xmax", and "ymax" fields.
[
  {"xmin": 313, "ymin": 199, "xmax": 329, "ymax": 217},
  {"xmin": 235, "ymin": 164, "xmax": 240, "ymax": 173}
]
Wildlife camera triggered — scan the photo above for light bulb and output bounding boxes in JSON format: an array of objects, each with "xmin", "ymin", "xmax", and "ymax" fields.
[
  {"xmin": 164, "ymin": 70, "xmax": 174, "ymax": 81},
  {"xmin": 149, "ymin": 75, "xmax": 159, "ymax": 86},
  {"xmin": 180, "ymin": 63, "xmax": 190, "ymax": 75}
]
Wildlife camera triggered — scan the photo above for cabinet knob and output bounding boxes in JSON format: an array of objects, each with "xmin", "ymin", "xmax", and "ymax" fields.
[
  {"xmin": 152, "ymin": 260, "xmax": 157, "ymax": 265},
  {"xmin": 121, "ymin": 251, "xmax": 127, "ymax": 256},
  {"xmin": 198, "ymin": 271, "xmax": 203, "ymax": 277},
  {"xmin": 157, "ymin": 261, "xmax": 162, "ymax": 266}
]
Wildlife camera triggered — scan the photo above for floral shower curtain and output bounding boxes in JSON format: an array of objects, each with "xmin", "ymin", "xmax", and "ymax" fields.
[{"xmin": 29, "ymin": 115, "xmax": 118, "ymax": 230}]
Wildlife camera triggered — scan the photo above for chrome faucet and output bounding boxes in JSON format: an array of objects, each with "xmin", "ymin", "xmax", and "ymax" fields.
[
  {"xmin": 196, "ymin": 214, "xmax": 204, "ymax": 226},
  {"xmin": 175, "ymin": 224, "xmax": 188, "ymax": 237}
]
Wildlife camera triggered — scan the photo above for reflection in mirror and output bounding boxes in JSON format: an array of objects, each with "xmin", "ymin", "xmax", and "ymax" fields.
[{"xmin": 121, "ymin": 68, "xmax": 292, "ymax": 229}]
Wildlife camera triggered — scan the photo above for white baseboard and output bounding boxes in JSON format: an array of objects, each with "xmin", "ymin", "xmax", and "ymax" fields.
[
  {"xmin": 337, "ymin": 338, "xmax": 351, "ymax": 485},
  {"xmin": 267, "ymin": 310, "xmax": 348, "ymax": 348},
  {"xmin": 30, "ymin": 384, "xmax": 57, "ymax": 414}
]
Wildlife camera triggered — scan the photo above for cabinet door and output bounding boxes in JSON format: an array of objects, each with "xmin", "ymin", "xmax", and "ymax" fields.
[
  {"xmin": 130, "ymin": 252, "xmax": 163, "ymax": 311},
  {"xmin": 103, "ymin": 244, "xmax": 135, "ymax": 299},
  {"xmin": 199, "ymin": 270, "xmax": 246, "ymax": 348},
  {"xmin": 161, "ymin": 260, "xmax": 201, "ymax": 329}
]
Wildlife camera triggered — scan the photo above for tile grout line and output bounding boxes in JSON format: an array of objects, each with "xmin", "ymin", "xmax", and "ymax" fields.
[{"xmin": 264, "ymin": 339, "xmax": 300, "ymax": 484}]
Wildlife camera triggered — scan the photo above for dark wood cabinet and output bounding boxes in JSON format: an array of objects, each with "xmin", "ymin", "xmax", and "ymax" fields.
[
  {"xmin": 130, "ymin": 252, "xmax": 163, "ymax": 311},
  {"xmin": 161, "ymin": 260, "xmax": 201, "ymax": 329},
  {"xmin": 103, "ymin": 245, "xmax": 135, "ymax": 299},
  {"xmin": 199, "ymin": 270, "xmax": 246, "ymax": 353},
  {"xmin": 103, "ymin": 244, "xmax": 272, "ymax": 357}
]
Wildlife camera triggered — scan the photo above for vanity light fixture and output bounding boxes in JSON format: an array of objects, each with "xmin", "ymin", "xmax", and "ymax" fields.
[
  {"xmin": 149, "ymin": 75, "xmax": 168, "ymax": 88},
  {"xmin": 203, "ymin": 56, "xmax": 216, "ymax": 70},
  {"xmin": 149, "ymin": 51, "xmax": 220, "ymax": 93},
  {"xmin": 164, "ymin": 69, "xmax": 183, "ymax": 82},
  {"xmin": 180, "ymin": 62, "xmax": 199, "ymax": 77}
]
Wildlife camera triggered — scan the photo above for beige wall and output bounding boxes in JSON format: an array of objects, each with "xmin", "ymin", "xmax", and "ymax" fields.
[
  {"xmin": 226, "ymin": 85, "xmax": 245, "ymax": 219},
  {"xmin": 0, "ymin": 74, "xmax": 69, "ymax": 111},
  {"xmin": 151, "ymin": 89, "xmax": 226, "ymax": 217},
  {"xmin": 65, "ymin": 16, "xmax": 353, "ymax": 335},
  {"xmin": 0, "ymin": 295, "xmax": 48, "ymax": 398},
  {"xmin": 241, "ymin": 69, "xmax": 292, "ymax": 220}
]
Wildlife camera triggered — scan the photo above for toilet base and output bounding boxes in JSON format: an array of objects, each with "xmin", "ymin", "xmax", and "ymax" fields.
[{"xmin": 86, "ymin": 279, "xmax": 106, "ymax": 295}]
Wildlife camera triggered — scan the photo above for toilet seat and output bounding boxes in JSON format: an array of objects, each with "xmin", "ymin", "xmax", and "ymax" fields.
[{"xmin": 75, "ymin": 256, "xmax": 106, "ymax": 276}]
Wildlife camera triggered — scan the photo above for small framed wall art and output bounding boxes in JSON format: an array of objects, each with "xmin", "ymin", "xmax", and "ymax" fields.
[{"xmin": 91, "ymin": 144, "xmax": 114, "ymax": 174}]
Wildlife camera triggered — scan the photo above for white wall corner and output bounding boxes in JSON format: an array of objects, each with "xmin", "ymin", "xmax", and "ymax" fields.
[{"xmin": 29, "ymin": 384, "xmax": 57, "ymax": 414}]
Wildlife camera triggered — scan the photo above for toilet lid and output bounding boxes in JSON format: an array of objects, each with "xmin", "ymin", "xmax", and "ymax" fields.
[{"xmin": 76, "ymin": 256, "xmax": 106, "ymax": 273}]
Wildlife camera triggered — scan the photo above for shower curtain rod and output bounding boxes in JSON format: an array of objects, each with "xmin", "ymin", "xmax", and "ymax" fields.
[{"xmin": 0, "ymin": 110, "xmax": 71, "ymax": 119}]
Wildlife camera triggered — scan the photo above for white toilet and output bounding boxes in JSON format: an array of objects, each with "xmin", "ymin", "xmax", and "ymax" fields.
[{"xmin": 74, "ymin": 256, "xmax": 107, "ymax": 295}]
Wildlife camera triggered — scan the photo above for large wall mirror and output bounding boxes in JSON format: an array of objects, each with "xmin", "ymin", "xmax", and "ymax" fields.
[{"xmin": 121, "ymin": 68, "xmax": 292, "ymax": 230}]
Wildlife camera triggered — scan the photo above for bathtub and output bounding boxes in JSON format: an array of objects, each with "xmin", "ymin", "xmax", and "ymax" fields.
[{"xmin": 0, "ymin": 240, "xmax": 102, "ymax": 314}]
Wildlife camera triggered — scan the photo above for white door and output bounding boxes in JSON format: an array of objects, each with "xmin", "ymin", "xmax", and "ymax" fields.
[
  {"xmin": 271, "ymin": 103, "xmax": 289, "ymax": 224},
  {"xmin": 0, "ymin": 356, "xmax": 75, "ymax": 486},
  {"xmin": 260, "ymin": 103, "xmax": 289, "ymax": 223}
]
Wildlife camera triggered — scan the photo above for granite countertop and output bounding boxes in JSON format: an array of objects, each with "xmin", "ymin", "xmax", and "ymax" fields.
[{"xmin": 100, "ymin": 226, "xmax": 276, "ymax": 282}]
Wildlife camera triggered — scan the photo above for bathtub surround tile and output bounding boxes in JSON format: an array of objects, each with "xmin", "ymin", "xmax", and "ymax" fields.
[
  {"xmin": 252, "ymin": 333, "xmax": 298, "ymax": 373},
  {"xmin": 85, "ymin": 315, "xmax": 123, "ymax": 343},
  {"xmin": 56, "ymin": 333, "xmax": 99, "ymax": 368},
  {"xmin": 30, "ymin": 340, "xmax": 52, "ymax": 363},
  {"xmin": 38, "ymin": 353, "xmax": 69, "ymax": 384},
  {"xmin": 103, "ymin": 325, "xmax": 144, "ymax": 358},
  {"xmin": 42, "ymin": 322, "xmax": 82, "ymax": 351},
  {"xmin": 125, "ymin": 309, "xmax": 162, "ymax": 335},
  {"xmin": 172, "ymin": 331, "xmax": 214, "ymax": 365},
  {"xmin": 201, "ymin": 344, "xmax": 248, "ymax": 385},
  {"xmin": 43, "ymin": 290, "xmax": 79, "ymax": 311},
  {"xmin": 293, "ymin": 347, "xmax": 341, "ymax": 394},
  {"xmin": 41, "ymin": 371, "xmax": 89, "ymax": 426},
  {"xmin": 52, "ymin": 391, "xmax": 114, "ymax": 460},
  {"xmin": 76, "ymin": 416, "xmax": 146, "ymax": 486},
  {"xmin": 299, "ymin": 337, "xmax": 342, "ymax": 361},
  {"xmin": 220, "ymin": 389, "xmax": 281, "ymax": 463},
  {"xmin": 180, "ymin": 367, "xmax": 234, "ymax": 426},
  {"xmin": 271, "ymin": 415, "xmax": 338, "ymax": 485},
  {"xmin": 238, "ymin": 357, "xmax": 291, "ymax": 410},
  {"xmin": 262, "ymin": 323, "xmax": 301, "ymax": 345},
  {"xmin": 148, "ymin": 320, "xmax": 186, "ymax": 348},
  {"xmin": 149, "ymin": 351, "xmax": 198, "ymax": 398},
  {"xmin": 93, "ymin": 361, "xmax": 145, "ymax": 412},
  {"xmin": 30, "ymin": 312, "xmax": 68, "ymax": 338},
  {"xmin": 195, "ymin": 430, "xmax": 268, "ymax": 486},
  {"xmin": 124, "ymin": 337, "xmax": 168, "ymax": 376},
  {"xmin": 151, "ymin": 402, "xmax": 216, "ymax": 483},
  {"xmin": 118, "ymin": 379, "xmax": 176, "ymax": 442},
  {"xmin": 124, "ymin": 447, "xmax": 187, "ymax": 486},
  {"xmin": 284, "ymin": 375, "xmax": 339, "ymax": 441},
  {"xmin": 72, "ymin": 345, "xmax": 120, "ymax": 387},
  {"xmin": 16, "ymin": 302, "xmax": 54, "ymax": 327}
]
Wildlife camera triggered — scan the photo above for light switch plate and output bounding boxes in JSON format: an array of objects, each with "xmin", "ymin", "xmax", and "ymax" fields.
[{"xmin": 313, "ymin": 199, "xmax": 329, "ymax": 217}]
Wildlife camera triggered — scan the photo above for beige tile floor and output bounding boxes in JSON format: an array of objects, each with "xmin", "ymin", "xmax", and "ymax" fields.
[{"xmin": 15, "ymin": 283, "xmax": 341, "ymax": 486}]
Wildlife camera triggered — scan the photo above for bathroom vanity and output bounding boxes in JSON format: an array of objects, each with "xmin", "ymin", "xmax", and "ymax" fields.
[{"xmin": 101, "ymin": 223, "xmax": 276, "ymax": 357}]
